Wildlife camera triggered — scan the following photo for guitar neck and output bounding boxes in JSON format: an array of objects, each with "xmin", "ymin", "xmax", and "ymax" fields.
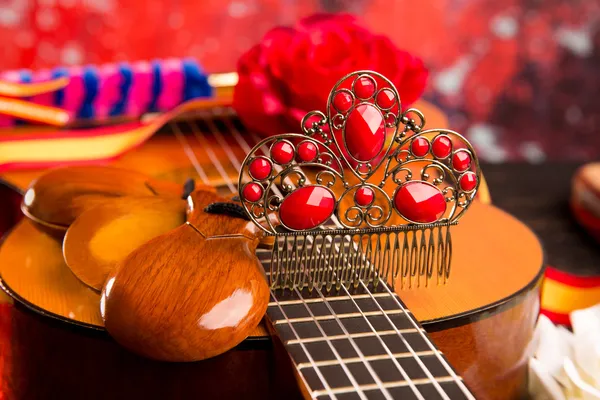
[{"xmin": 257, "ymin": 247, "xmax": 474, "ymax": 400}]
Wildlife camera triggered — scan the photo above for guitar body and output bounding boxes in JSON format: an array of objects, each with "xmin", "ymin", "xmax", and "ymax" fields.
[{"xmin": 0, "ymin": 106, "xmax": 543, "ymax": 399}]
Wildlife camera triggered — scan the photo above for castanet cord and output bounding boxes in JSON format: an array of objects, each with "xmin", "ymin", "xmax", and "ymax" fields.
[{"xmin": 204, "ymin": 202, "xmax": 249, "ymax": 221}]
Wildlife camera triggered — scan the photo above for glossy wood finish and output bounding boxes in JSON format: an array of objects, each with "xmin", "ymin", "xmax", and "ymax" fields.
[
  {"xmin": 101, "ymin": 189, "xmax": 270, "ymax": 361},
  {"xmin": 398, "ymin": 202, "xmax": 543, "ymax": 322},
  {"xmin": 0, "ymin": 104, "xmax": 543, "ymax": 398},
  {"xmin": 3, "ymin": 306, "xmax": 293, "ymax": 400},
  {"xmin": 20, "ymin": 165, "xmax": 186, "ymax": 234},
  {"xmin": 429, "ymin": 285, "xmax": 541, "ymax": 400},
  {"xmin": 0, "ymin": 191, "xmax": 543, "ymax": 398},
  {"xmin": 0, "ymin": 218, "xmax": 269, "ymax": 336},
  {"xmin": 63, "ymin": 197, "xmax": 187, "ymax": 291},
  {"xmin": 0, "ymin": 219, "xmax": 103, "ymax": 328},
  {"xmin": 1, "ymin": 277, "xmax": 542, "ymax": 400}
]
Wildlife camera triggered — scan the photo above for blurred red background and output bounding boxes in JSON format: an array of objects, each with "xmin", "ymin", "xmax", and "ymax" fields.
[{"xmin": 0, "ymin": 0, "xmax": 599, "ymax": 162}]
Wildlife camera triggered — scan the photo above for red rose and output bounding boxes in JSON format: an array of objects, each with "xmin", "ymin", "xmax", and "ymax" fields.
[{"xmin": 233, "ymin": 13, "xmax": 429, "ymax": 137}]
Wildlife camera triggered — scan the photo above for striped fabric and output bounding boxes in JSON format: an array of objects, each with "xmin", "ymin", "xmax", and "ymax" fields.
[{"xmin": 0, "ymin": 58, "xmax": 212, "ymax": 126}]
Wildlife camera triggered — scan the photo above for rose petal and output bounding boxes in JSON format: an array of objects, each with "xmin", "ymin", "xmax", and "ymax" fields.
[
  {"xmin": 396, "ymin": 52, "xmax": 429, "ymax": 106},
  {"xmin": 234, "ymin": 56, "xmax": 289, "ymax": 136},
  {"xmin": 233, "ymin": 12, "xmax": 429, "ymax": 139},
  {"xmin": 369, "ymin": 35, "xmax": 406, "ymax": 82},
  {"xmin": 260, "ymin": 26, "xmax": 296, "ymax": 81}
]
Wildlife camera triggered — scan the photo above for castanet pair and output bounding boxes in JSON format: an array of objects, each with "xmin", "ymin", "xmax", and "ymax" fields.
[{"xmin": 22, "ymin": 165, "xmax": 271, "ymax": 361}]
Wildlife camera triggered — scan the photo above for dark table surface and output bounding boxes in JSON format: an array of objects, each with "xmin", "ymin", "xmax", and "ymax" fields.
[{"xmin": 482, "ymin": 162, "xmax": 600, "ymax": 276}]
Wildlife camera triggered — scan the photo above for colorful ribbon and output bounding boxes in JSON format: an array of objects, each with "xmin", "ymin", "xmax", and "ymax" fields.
[
  {"xmin": 0, "ymin": 76, "xmax": 69, "ymax": 98},
  {"xmin": 540, "ymin": 266, "xmax": 600, "ymax": 326},
  {"xmin": 0, "ymin": 76, "xmax": 71, "ymax": 126},
  {"xmin": 0, "ymin": 98, "xmax": 225, "ymax": 172}
]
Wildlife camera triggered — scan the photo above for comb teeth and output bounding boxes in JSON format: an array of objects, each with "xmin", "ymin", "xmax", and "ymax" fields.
[{"xmin": 268, "ymin": 225, "xmax": 452, "ymax": 292}]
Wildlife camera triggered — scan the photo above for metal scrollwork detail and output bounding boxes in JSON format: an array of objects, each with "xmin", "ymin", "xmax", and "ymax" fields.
[
  {"xmin": 236, "ymin": 69, "xmax": 482, "ymax": 292},
  {"xmin": 238, "ymin": 71, "xmax": 481, "ymax": 235}
]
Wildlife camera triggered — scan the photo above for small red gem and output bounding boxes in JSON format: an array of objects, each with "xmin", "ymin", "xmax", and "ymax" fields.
[
  {"xmin": 271, "ymin": 141, "xmax": 295, "ymax": 164},
  {"xmin": 243, "ymin": 183, "xmax": 263, "ymax": 203},
  {"xmin": 333, "ymin": 91, "xmax": 353, "ymax": 112},
  {"xmin": 376, "ymin": 89, "xmax": 396, "ymax": 109},
  {"xmin": 249, "ymin": 158, "xmax": 272, "ymax": 180},
  {"xmin": 279, "ymin": 186, "xmax": 335, "ymax": 230},
  {"xmin": 394, "ymin": 181, "xmax": 446, "ymax": 223},
  {"xmin": 411, "ymin": 137, "xmax": 430, "ymax": 157},
  {"xmin": 354, "ymin": 76, "xmax": 376, "ymax": 99},
  {"xmin": 452, "ymin": 151, "xmax": 471, "ymax": 172},
  {"xmin": 355, "ymin": 187, "xmax": 375, "ymax": 207},
  {"xmin": 432, "ymin": 136, "xmax": 452, "ymax": 159},
  {"xmin": 298, "ymin": 142, "xmax": 318, "ymax": 162},
  {"xmin": 345, "ymin": 104, "xmax": 385, "ymax": 161},
  {"xmin": 460, "ymin": 172, "xmax": 477, "ymax": 192}
]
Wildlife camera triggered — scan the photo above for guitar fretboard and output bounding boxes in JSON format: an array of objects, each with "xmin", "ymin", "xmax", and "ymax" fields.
[{"xmin": 258, "ymin": 249, "xmax": 474, "ymax": 400}]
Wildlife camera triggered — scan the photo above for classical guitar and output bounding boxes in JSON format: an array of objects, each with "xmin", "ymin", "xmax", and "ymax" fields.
[{"xmin": 0, "ymin": 86, "xmax": 543, "ymax": 399}]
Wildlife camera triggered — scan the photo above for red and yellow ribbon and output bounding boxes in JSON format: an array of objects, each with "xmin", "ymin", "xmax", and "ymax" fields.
[
  {"xmin": 0, "ymin": 76, "xmax": 69, "ymax": 98},
  {"xmin": 0, "ymin": 76, "xmax": 71, "ymax": 126},
  {"xmin": 0, "ymin": 98, "xmax": 223, "ymax": 172},
  {"xmin": 540, "ymin": 266, "xmax": 600, "ymax": 326}
]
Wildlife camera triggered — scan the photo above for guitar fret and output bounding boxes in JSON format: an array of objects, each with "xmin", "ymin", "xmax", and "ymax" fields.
[
  {"xmin": 286, "ymin": 334, "xmax": 435, "ymax": 364},
  {"xmin": 286, "ymin": 328, "xmax": 423, "ymax": 345},
  {"xmin": 271, "ymin": 312, "xmax": 422, "ymax": 342},
  {"xmin": 314, "ymin": 381, "xmax": 472, "ymax": 400},
  {"xmin": 296, "ymin": 350, "xmax": 439, "ymax": 368},
  {"xmin": 272, "ymin": 309, "xmax": 406, "ymax": 325},
  {"xmin": 268, "ymin": 292, "xmax": 396, "ymax": 306},
  {"xmin": 312, "ymin": 376, "xmax": 463, "ymax": 395}
]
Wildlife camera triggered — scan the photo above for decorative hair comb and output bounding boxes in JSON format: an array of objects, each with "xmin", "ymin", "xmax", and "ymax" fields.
[{"xmin": 238, "ymin": 71, "xmax": 481, "ymax": 291}]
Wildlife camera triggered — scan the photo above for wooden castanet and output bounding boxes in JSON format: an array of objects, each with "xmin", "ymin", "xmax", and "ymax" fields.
[
  {"xmin": 101, "ymin": 189, "xmax": 270, "ymax": 361},
  {"xmin": 20, "ymin": 166, "xmax": 191, "ymax": 235},
  {"xmin": 63, "ymin": 197, "xmax": 188, "ymax": 291}
]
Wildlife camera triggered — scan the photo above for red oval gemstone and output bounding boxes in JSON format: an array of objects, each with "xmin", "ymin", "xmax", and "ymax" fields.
[
  {"xmin": 394, "ymin": 181, "xmax": 446, "ymax": 223},
  {"xmin": 271, "ymin": 141, "xmax": 295, "ymax": 164},
  {"xmin": 376, "ymin": 89, "xmax": 396, "ymax": 109},
  {"xmin": 242, "ymin": 183, "xmax": 263, "ymax": 203},
  {"xmin": 279, "ymin": 186, "xmax": 335, "ymax": 230},
  {"xmin": 411, "ymin": 137, "xmax": 430, "ymax": 157},
  {"xmin": 452, "ymin": 150, "xmax": 471, "ymax": 172},
  {"xmin": 355, "ymin": 187, "xmax": 374, "ymax": 207},
  {"xmin": 355, "ymin": 76, "xmax": 376, "ymax": 99},
  {"xmin": 298, "ymin": 141, "xmax": 318, "ymax": 162},
  {"xmin": 432, "ymin": 136, "xmax": 452, "ymax": 159},
  {"xmin": 345, "ymin": 104, "xmax": 385, "ymax": 162},
  {"xmin": 460, "ymin": 172, "xmax": 477, "ymax": 192},
  {"xmin": 249, "ymin": 158, "xmax": 272, "ymax": 180},
  {"xmin": 333, "ymin": 91, "xmax": 353, "ymax": 112}
]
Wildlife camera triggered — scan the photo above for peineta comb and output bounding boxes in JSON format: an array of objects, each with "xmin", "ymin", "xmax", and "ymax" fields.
[{"xmin": 238, "ymin": 70, "xmax": 481, "ymax": 292}]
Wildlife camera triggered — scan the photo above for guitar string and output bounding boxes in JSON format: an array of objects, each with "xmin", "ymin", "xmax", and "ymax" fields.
[
  {"xmin": 305, "ymin": 115, "xmax": 474, "ymax": 398},
  {"xmin": 204, "ymin": 117, "xmax": 401, "ymax": 400},
  {"xmin": 171, "ymin": 122, "xmax": 211, "ymax": 185},
  {"xmin": 179, "ymin": 110, "xmax": 468, "ymax": 398},
  {"xmin": 187, "ymin": 119, "xmax": 372, "ymax": 400},
  {"xmin": 195, "ymin": 118, "xmax": 391, "ymax": 400},
  {"xmin": 216, "ymin": 116, "xmax": 431, "ymax": 398},
  {"xmin": 216, "ymin": 113, "xmax": 468, "ymax": 398},
  {"xmin": 169, "ymin": 120, "xmax": 337, "ymax": 399},
  {"xmin": 277, "ymin": 120, "xmax": 473, "ymax": 398},
  {"xmin": 203, "ymin": 116, "xmax": 419, "ymax": 399},
  {"xmin": 288, "ymin": 140, "xmax": 473, "ymax": 398},
  {"xmin": 361, "ymin": 277, "xmax": 474, "ymax": 399}
]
